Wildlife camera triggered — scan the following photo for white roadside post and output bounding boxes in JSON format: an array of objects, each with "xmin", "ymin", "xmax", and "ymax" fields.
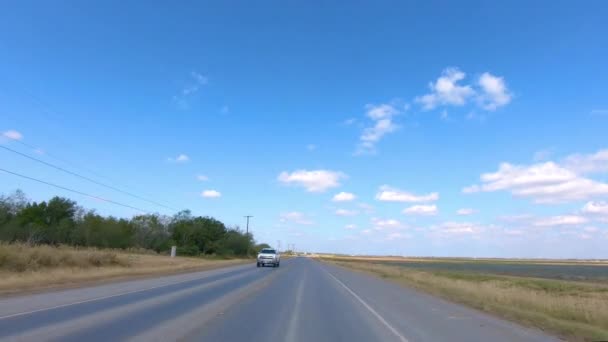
[{"xmin": 171, "ymin": 246, "xmax": 177, "ymax": 258}]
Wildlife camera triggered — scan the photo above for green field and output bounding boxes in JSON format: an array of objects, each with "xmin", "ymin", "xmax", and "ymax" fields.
[{"xmin": 364, "ymin": 259, "xmax": 608, "ymax": 282}]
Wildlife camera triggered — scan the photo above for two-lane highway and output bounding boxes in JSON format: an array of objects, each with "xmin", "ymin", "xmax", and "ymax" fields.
[{"xmin": 0, "ymin": 258, "xmax": 558, "ymax": 341}]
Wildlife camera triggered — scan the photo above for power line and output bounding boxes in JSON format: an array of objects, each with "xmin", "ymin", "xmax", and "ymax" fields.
[
  {"xmin": 0, "ymin": 144, "xmax": 177, "ymax": 211},
  {"xmin": 2, "ymin": 81, "xmax": 181, "ymax": 212},
  {"xmin": 7, "ymin": 136, "xmax": 125, "ymax": 185},
  {"xmin": 0, "ymin": 168, "xmax": 150, "ymax": 213},
  {"xmin": 3, "ymin": 134, "xmax": 176, "ymax": 209}
]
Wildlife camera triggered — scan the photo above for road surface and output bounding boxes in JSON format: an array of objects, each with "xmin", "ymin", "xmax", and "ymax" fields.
[{"xmin": 0, "ymin": 257, "xmax": 558, "ymax": 341}]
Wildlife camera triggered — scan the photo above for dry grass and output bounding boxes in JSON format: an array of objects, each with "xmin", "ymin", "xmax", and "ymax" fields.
[
  {"xmin": 318, "ymin": 254, "xmax": 608, "ymax": 266},
  {"xmin": 0, "ymin": 243, "xmax": 248, "ymax": 296},
  {"xmin": 323, "ymin": 258, "xmax": 608, "ymax": 342}
]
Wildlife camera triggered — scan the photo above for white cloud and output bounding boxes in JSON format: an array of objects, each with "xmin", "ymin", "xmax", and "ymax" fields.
[
  {"xmin": 371, "ymin": 217, "xmax": 405, "ymax": 230},
  {"xmin": 457, "ymin": 208, "xmax": 476, "ymax": 216},
  {"xmin": 2, "ymin": 130, "xmax": 23, "ymax": 141},
  {"xmin": 280, "ymin": 212, "xmax": 313, "ymax": 225},
  {"xmin": 533, "ymin": 215, "xmax": 588, "ymax": 227},
  {"xmin": 403, "ymin": 204, "xmax": 438, "ymax": 216},
  {"xmin": 332, "ymin": 192, "xmax": 356, "ymax": 202},
  {"xmin": 220, "ymin": 105, "xmax": 230, "ymax": 114},
  {"xmin": 463, "ymin": 161, "xmax": 608, "ymax": 203},
  {"xmin": 430, "ymin": 222, "xmax": 486, "ymax": 237},
  {"xmin": 196, "ymin": 174, "xmax": 209, "ymax": 181},
  {"xmin": 376, "ymin": 185, "xmax": 439, "ymax": 202},
  {"xmin": 201, "ymin": 190, "xmax": 221, "ymax": 198},
  {"xmin": 357, "ymin": 103, "xmax": 401, "ymax": 154},
  {"xmin": 415, "ymin": 68, "xmax": 512, "ymax": 112},
  {"xmin": 366, "ymin": 103, "xmax": 399, "ymax": 120},
  {"xmin": 335, "ymin": 209, "xmax": 358, "ymax": 217},
  {"xmin": 345, "ymin": 224, "xmax": 357, "ymax": 230},
  {"xmin": 173, "ymin": 71, "xmax": 208, "ymax": 109},
  {"xmin": 361, "ymin": 229, "xmax": 373, "ymax": 235},
  {"xmin": 440, "ymin": 110, "xmax": 449, "ymax": 121},
  {"xmin": 582, "ymin": 201, "xmax": 608, "ymax": 215},
  {"xmin": 416, "ymin": 68, "xmax": 475, "ymax": 110},
  {"xmin": 278, "ymin": 169, "xmax": 346, "ymax": 192},
  {"xmin": 563, "ymin": 149, "xmax": 608, "ymax": 174},
  {"xmin": 306, "ymin": 144, "xmax": 317, "ymax": 151},
  {"xmin": 168, "ymin": 154, "xmax": 190, "ymax": 163},
  {"xmin": 477, "ymin": 72, "xmax": 512, "ymax": 110}
]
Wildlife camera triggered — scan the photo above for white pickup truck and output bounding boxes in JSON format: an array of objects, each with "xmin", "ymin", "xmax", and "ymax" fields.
[{"xmin": 256, "ymin": 248, "xmax": 280, "ymax": 268}]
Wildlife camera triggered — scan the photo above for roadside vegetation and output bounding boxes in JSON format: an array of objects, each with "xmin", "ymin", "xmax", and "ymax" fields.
[
  {"xmin": 0, "ymin": 243, "xmax": 249, "ymax": 295},
  {"xmin": 0, "ymin": 190, "xmax": 268, "ymax": 257},
  {"xmin": 322, "ymin": 257, "xmax": 608, "ymax": 342},
  {"xmin": 0, "ymin": 190, "xmax": 270, "ymax": 294}
]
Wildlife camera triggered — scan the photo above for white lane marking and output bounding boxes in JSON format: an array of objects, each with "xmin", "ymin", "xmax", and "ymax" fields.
[
  {"xmin": 0, "ymin": 266, "xmax": 253, "ymax": 320},
  {"xmin": 325, "ymin": 271, "xmax": 409, "ymax": 342},
  {"xmin": 285, "ymin": 271, "xmax": 306, "ymax": 342}
]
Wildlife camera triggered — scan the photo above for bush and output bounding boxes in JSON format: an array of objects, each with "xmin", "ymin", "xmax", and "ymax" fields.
[
  {"xmin": 0, "ymin": 243, "xmax": 129, "ymax": 272},
  {"xmin": 0, "ymin": 190, "xmax": 268, "ymax": 259},
  {"xmin": 176, "ymin": 245, "xmax": 199, "ymax": 256}
]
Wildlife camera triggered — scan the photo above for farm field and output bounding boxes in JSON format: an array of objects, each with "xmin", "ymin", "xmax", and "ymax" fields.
[{"xmin": 320, "ymin": 256, "xmax": 608, "ymax": 342}]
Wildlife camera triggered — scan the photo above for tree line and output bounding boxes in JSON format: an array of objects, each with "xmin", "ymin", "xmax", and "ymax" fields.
[{"xmin": 0, "ymin": 190, "xmax": 270, "ymax": 256}]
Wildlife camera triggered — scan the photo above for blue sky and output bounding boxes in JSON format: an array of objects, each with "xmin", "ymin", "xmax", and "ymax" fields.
[{"xmin": 1, "ymin": 1, "xmax": 608, "ymax": 258}]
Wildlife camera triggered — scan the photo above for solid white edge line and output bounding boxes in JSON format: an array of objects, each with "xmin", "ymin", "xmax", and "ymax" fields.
[
  {"xmin": 0, "ymin": 265, "xmax": 250, "ymax": 320},
  {"xmin": 325, "ymin": 270, "xmax": 409, "ymax": 342}
]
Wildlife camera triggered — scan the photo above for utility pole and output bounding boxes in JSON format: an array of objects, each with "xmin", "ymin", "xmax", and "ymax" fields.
[
  {"xmin": 277, "ymin": 240, "xmax": 281, "ymax": 252},
  {"xmin": 244, "ymin": 215, "xmax": 253, "ymax": 235},
  {"xmin": 244, "ymin": 215, "xmax": 253, "ymax": 258}
]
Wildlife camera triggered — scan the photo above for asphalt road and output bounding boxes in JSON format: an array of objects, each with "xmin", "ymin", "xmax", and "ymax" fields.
[{"xmin": 0, "ymin": 257, "xmax": 559, "ymax": 342}]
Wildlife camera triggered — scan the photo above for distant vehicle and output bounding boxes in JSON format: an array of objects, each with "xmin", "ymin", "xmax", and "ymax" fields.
[{"xmin": 257, "ymin": 248, "xmax": 280, "ymax": 268}]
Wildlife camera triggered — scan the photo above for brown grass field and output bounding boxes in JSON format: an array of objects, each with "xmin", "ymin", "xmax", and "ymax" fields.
[
  {"xmin": 320, "ymin": 256, "xmax": 608, "ymax": 342},
  {"xmin": 0, "ymin": 243, "xmax": 249, "ymax": 296}
]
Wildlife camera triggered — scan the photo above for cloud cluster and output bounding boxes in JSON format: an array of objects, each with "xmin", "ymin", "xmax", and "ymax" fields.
[
  {"xmin": 371, "ymin": 217, "xmax": 405, "ymax": 230},
  {"xmin": 403, "ymin": 204, "xmax": 438, "ymax": 216},
  {"xmin": 2, "ymin": 130, "xmax": 23, "ymax": 141},
  {"xmin": 533, "ymin": 215, "xmax": 588, "ymax": 227},
  {"xmin": 335, "ymin": 209, "xmax": 358, "ymax": 217},
  {"xmin": 457, "ymin": 208, "xmax": 476, "ymax": 216},
  {"xmin": 168, "ymin": 154, "xmax": 190, "ymax": 163},
  {"xmin": 376, "ymin": 185, "xmax": 439, "ymax": 202},
  {"xmin": 582, "ymin": 201, "xmax": 608, "ymax": 222},
  {"xmin": 463, "ymin": 151, "xmax": 608, "ymax": 203},
  {"xmin": 357, "ymin": 103, "xmax": 402, "ymax": 154},
  {"xmin": 477, "ymin": 72, "xmax": 512, "ymax": 110},
  {"xmin": 201, "ymin": 190, "xmax": 221, "ymax": 198},
  {"xmin": 278, "ymin": 169, "xmax": 346, "ymax": 192},
  {"xmin": 332, "ymin": 192, "xmax": 356, "ymax": 202},
  {"xmin": 429, "ymin": 222, "xmax": 487, "ymax": 237},
  {"xmin": 416, "ymin": 68, "xmax": 511, "ymax": 111},
  {"xmin": 563, "ymin": 149, "xmax": 608, "ymax": 174}
]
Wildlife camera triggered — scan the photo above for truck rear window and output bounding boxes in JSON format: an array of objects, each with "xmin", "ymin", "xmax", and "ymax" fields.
[{"xmin": 260, "ymin": 249, "xmax": 276, "ymax": 254}]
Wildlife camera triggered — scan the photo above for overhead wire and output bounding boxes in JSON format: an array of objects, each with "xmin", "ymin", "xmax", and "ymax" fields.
[
  {"xmin": 0, "ymin": 144, "xmax": 177, "ymax": 211},
  {"xmin": 1, "ymin": 76, "xmax": 179, "ymax": 213},
  {"xmin": 0, "ymin": 168, "xmax": 150, "ymax": 214}
]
